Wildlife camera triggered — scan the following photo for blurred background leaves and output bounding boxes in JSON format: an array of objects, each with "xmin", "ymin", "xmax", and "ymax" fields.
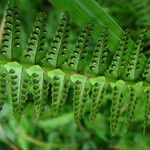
[{"xmin": 0, "ymin": 0, "xmax": 150, "ymax": 150}]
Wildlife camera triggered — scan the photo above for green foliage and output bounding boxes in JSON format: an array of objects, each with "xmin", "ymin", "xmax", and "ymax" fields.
[
  {"xmin": 110, "ymin": 80, "xmax": 127, "ymax": 135},
  {"xmin": 0, "ymin": 66, "xmax": 8, "ymax": 112},
  {"xmin": 26, "ymin": 65, "xmax": 49, "ymax": 120},
  {"xmin": 0, "ymin": 0, "xmax": 149, "ymax": 139},
  {"xmin": 4, "ymin": 62, "xmax": 29, "ymax": 121},
  {"xmin": 89, "ymin": 77, "xmax": 108, "ymax": 123},
  {"xmin": 48, "ymin": 69, "xmax": 70, "ymax": 117},
  {"xmin": 124, "ymin": 82, "xmax": 143, "ymax": 132},
  {"xmin": 43, "ymin": 13, "xmax": 70, "ymax": 68},
  {"xmin": 50, "ymin": 0, "xmax": 135, "ymax": 53},
  {"xmin": 22, "ymin": 12, "xmax": 47, "ymax": 65},
  {"xmin": 107, "ymin": 29, "xmax": 130, "ymax": 79},
  {"xmin": 97, "ymin": 0, "xmax": 150, "ymax": 57},
  {"xmin": 143, "ymin": 58, "xmax": 150, "ymax": 82},
  {"xmin": 0, "ymin": 0, "xmax": 150, "ymax": 150},
  {"xmin": 143, "ymin": 86, "xmax": 150, "ymax": 134},
  {"xmin": 131, "ymin": 0, "xmax": 150, "ymax": 26},
  {"xmin": 85, "ymin": 28, "xmax": 110, "ymax": 75},
  {"xmin": 71, "ymin": 74, "xmax": 90, "ymax": 124},
  {"xmin": 63, "ymin": 23, "xmax": 93, "ymax": 72},
  {"xmin": 0, "ymin": 0, "xmax": 21, "ymax": 61},
  {"xmin": 124, "ymin": 29, "xmax": 147, "ymax": 81}
]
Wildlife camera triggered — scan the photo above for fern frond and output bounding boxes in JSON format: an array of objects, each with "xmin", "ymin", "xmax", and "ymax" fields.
[
  {"xmin": 124, "ymin": 29, "xmax": 147, "ymax": 81},
  {"xmin": 143, "ymin": 58, "xmax": 150, "ymax": 82},
  {"xmin": 89, "ymin": 76, "xmax": 108, "ymax": 123},
  {"xmin": 107, "ymin": 29, "xmax": 130, "ymax": 79},
  {"xmin": 110, "ymin": 80, "xmax": 127, "ymax": 135},
  {"xmin": 124, "ymin": 82, "xmax": 143, "ymax": 132},
  {"xmin": 22, "ymin": 12, "xmax": 47, "ymax": 64},
  {"xmin": 0, "ymin": 2, "xmax": 150, "ymax": 134},
  {"xmin": 85, "ymin": 28, "xmax": 110, "ymax": 76},
  {"xmin": 48, "ymin": 69, "xmax": 70, "ymax": 117},
  {"xmin": 43, "ymin": 13, "xmax": 70, "ymax": 69},
  {"xmin": 0, "ymin": 66, "xmax": 8, "ymax": 112},
  {"xmin": 0, "ymin": 0, "xmax": 21, "ymax": 61},
  {"xmin": 143, "ymin": 86, "xmax": 150, "ymax": 134},
  {"xmin": 26, "ymin": 66, "xmax": 49, "ymax": 120},
  {"xmin": 4, "ymin": 62, "xmax": 29, "ymax": 121},
  {"xmin": 71, "ymin": 74, "xmax": 91, "ymax": 124},
  {"xmin": 63, "ymin": 23, "xmax": 93, "ymax": 73}
]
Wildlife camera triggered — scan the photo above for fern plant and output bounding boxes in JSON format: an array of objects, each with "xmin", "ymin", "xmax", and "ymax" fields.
[{"xmin": 0, "ymin": 0, "xmax": 149, "ymax": 135}]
